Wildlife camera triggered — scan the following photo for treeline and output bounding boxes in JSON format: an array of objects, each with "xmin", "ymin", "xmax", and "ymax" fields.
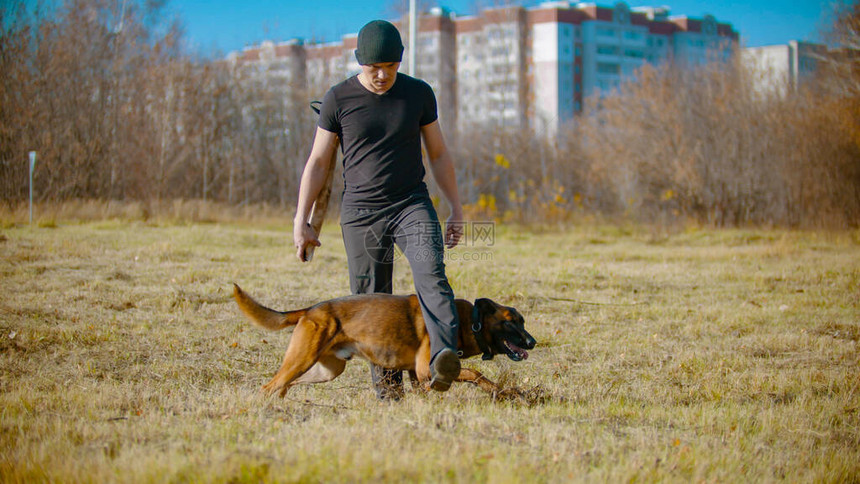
[
  {"xmin": 1, "ymin": 0, "xmax": 316, "ymax": 209},
  {"xmin": 458, "ymin": 56, "xmax": 860, "ymax": 227},
  {"xmin": 577, "ymin": 60, "xmax": 859, "ymax": 227},
  {"xmin": 2, "ymin": 0, "xmax": 859, "ymax": 227}
]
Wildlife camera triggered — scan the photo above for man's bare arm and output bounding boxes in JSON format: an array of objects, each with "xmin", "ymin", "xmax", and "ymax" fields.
[
  {"xmin": 294, "ymin": 127, "xmax": 339, "ymax": 261},
  {"xmin": 421, "ymin": 120, "xmax": 464, "ymax": 249}
]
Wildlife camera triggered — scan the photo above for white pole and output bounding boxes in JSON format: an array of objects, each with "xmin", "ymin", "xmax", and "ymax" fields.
[
  {"xmin": 28, "ymin": 151, "xmax": 36, "ymax": 226},
  {"xmin": 408, "ymin": 0, "xmax": 416, "ymax": 76}
]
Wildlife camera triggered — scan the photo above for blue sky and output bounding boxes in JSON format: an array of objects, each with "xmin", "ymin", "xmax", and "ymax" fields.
[{"xmin": 171, "ymin": 0, "xmax": 831, "ymax": 56}]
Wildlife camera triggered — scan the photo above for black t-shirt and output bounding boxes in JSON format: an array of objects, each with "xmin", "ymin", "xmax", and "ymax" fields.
[{"xmin": 318, "ymin": 73, "xmax": 438, "ymax": 208}]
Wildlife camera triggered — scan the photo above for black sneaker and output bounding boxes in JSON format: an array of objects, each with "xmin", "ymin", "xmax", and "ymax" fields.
[{"xmin": 429, "ymin": 348, "xmax": 461, "ymax": 392}]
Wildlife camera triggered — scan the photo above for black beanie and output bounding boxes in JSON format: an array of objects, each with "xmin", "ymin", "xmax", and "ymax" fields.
[{"xmin": 355, "ymin": 20, "xmax": 404, "ymax": 65}]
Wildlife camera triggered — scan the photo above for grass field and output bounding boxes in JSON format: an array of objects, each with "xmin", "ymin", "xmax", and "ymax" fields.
[{"xmin": 1, "ymin": 215, "xmax": 858, "ymax": 482}]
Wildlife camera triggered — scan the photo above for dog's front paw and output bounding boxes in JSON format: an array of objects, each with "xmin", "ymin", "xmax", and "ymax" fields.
[
  {"xmin": 261, "ymin": 381, "xmax": 287, "ymax": 398},
  {"xmin": 495, "ymin": 385, "xmax": 555, "ymax": 406},
  {"xmin": 494, "ymin": 387, "xmax": 528, "ymax": 403}
]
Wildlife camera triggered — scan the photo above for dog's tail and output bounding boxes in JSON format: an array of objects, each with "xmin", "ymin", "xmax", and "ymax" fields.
[{"xmin": 232, "ymin": 284, "xmax": 305, "ymax": 331}]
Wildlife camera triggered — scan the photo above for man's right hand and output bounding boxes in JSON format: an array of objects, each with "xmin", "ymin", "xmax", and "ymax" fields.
[{"xmin": 293, "ymin": 222, "xmax": 321, "ymax": 262}]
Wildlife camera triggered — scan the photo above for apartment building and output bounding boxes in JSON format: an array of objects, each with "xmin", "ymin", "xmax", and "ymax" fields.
[
  {"xmin": 228, "ymin": 2, "xmax": 738, "ymax": 137},
  {"xmin": 456, "ymin": 7, "xmax": 530, "ymax": 130},
  {"xmin": 411, "ymin": 11, "xmax": 458, "ymax": 129},
  {"xmin": 525, "ymin": 2, "xmax": 737, "ymax": 135},
  {"xmin": 304, "ymin": 41, "xmax": 351, "ymax": 100},
  {"xmin": 229, "ymin": 39, "xmax": 307, "ymax": 94},
  {"xmin": 743, "ymin": 41, "xmax": 825, "ymax": 97}
]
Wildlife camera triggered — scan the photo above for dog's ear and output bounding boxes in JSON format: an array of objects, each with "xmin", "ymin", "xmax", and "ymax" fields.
[
  {"xmin": 475, "ymin": 298, "xmax": 497, "ymax": 316},
  {"xmin": 508, "ymin": 306, "xmax": 525, "ymax": 323}
]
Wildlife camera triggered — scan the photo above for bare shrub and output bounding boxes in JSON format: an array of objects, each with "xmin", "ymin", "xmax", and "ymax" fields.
[
  {"xmin": 0, "ymin": 0, "xmax": 315, "ymax": 211},
  {"xmin": 566, "ymin": 50, "xmax": 859, "ymax": 228}
]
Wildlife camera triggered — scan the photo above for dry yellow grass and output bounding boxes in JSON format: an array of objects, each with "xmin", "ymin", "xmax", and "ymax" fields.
[{"xmin": 1, "ymin": 217, "xmax": 858, "ymax": 482}]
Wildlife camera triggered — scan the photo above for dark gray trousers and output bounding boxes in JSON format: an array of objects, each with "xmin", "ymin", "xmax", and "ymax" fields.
[{"xmin": 340, "ymin": 193, "xmax": 460, "ymax": 360}]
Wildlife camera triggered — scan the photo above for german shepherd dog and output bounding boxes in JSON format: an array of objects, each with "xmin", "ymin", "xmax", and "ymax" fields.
[{"xmin": 233, "ymin": 285, "xmax": 536, "ymax": 398}]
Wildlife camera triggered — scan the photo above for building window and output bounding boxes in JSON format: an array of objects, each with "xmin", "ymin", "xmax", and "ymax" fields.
[
  {"xmin": 800, "ymin": 57, "xmax": 817, "ymax": 72},
  {"xmin": 624, "ymin": 49, "xmax": 644, "ymax": 58},
  {"xmin": 597, "ymin": 62, "xmax": 620, "ymax": 75},
  {"xmin": 490, "ymin": 47, "xmax": 501, "ymax": 57},
  {"xmin": 597, "ymin": 27, "xmax": 616, "ymax": 37},
  {"xmin": 624, "ymin": 30, "xmax": 643, "ymax": 41},
  {"xmin": 597, "ymin": 45, "xmax": 619, "ymax": 56}
]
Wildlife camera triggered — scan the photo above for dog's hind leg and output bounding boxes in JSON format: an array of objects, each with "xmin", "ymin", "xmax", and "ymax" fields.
[
  {"xmin": 291, "ymin": 355, "xmax": 346, "ymax": 385},
  {"xmin": 261, "ymin": 318, "xmax": 335, "ymax": 398},
  {"xmin": 407, "ymin": 370, "xmax": 424, "ymax": 391}
]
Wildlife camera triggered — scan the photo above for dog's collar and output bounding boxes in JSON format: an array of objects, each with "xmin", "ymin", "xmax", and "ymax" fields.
[{"xmin": 471, "ymin": 301, "xmax": 494, "ymax": 360}]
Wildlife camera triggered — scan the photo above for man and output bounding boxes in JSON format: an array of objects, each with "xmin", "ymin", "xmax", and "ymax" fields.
[{"xmin": 293, "ymin": 20, "xmax": 464, "ymax": 400}]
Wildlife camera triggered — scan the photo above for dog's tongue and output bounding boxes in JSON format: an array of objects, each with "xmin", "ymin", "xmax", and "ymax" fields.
[{"xmin": 508, "ymin": 341, "xmax": 529, "ymax": 360}]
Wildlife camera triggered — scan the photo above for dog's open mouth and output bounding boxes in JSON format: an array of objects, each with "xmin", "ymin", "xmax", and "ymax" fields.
[{"xmin": 503, "ymin": 340, "xmax": 529, "ymax": 361}]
